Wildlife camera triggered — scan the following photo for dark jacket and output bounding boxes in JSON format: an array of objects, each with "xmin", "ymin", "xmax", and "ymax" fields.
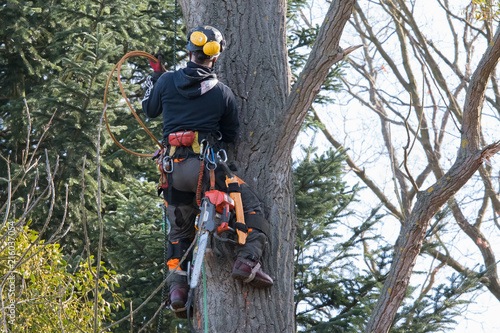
[{"xmin": 142, "ymin": 62, "xmax": 239, "ymax": 143}]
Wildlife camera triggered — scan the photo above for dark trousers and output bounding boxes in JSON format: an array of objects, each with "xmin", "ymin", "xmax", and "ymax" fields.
[{"xmin": 165, "ymin": 155, "xmax": 269, "ymax": 271}]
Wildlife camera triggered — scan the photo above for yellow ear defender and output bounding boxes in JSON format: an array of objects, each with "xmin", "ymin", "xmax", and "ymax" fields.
[
  {"xmin": 187, "ymin": 26, "xmax": 225, "ymax": 57},
  {"xmin": 190, "ymin": 31, "xmax": 207, "ymax": 46},
  {"xmin": 203, "ymin": 41, "xmax": 221, "ymax": 56}
]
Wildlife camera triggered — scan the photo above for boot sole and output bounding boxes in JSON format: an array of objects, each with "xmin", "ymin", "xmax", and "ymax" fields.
[
  {"xmin": 232, "ymin": 270, "xmax": 273, "ymax": 288},
  {"xmin": 173, "ymin": 309, "xmax": 188, "ymax": 319},
  {"xmin": 170, "ymin": 300, "xmax": 188, "ymax": 319}
]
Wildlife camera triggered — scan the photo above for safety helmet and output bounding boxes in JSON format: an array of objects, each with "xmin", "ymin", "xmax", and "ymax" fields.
[{"xmin": 186, "ymin": 25, "xmax": 225, "ymax": 58}]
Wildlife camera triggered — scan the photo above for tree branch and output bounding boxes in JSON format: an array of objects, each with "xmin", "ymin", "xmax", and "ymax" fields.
[
  {"xmin": 280, "ymin": 0, "xmax": 356, "ymax": 154},
  {"xmin": 312, "ymin": 109, "xmax": 404, "ymax": 221}
]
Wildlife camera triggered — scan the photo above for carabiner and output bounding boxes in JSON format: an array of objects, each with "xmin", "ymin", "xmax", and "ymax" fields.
[
  {"xmin": 217, "ymin": 149, "xmax": 227, "ymax": 163},
  {"xmin": 205, "ymin": 148, "xmax": 217, "ymax": 170},
  {"xmin": 199, "ymin": 139, "xmax": 208, "ymax": 160},
  {"xmin": 163, "ymin": 155, "xmax": 174, "ymax": 173},
  {"xmin": 215, "ymin": 131, "xmax": 223, "ymax": 141}
]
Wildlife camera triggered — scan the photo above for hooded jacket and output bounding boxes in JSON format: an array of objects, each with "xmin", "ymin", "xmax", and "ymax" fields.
[{"xmin": 142, "ymin": 62, "xmax": 239, "ymax": 143}]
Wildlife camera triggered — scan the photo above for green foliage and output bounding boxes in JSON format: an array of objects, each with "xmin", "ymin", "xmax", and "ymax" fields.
[
  {"xmin": 286, "ymin": 1, "xmax": 344, "ymax": 105},
  {"xmin": 471, "ymin": 0, "xmax": 500, "ymax": 21},
  {"xmin": 99, "ymin": 178, "xmax": 184, "ymax": 332},
  {"xmin": 0, "ymin": 224, "xmax": 123, "ymax": 332},
  {"xmin": 0, "ymin": 0, "xmax": 183, "ymax": 213},
  {"xmin": 0, "ymin": 0, "xmax": 186, "ymax": 331},
  {"xmin": 392, "ymin": 272, "xmax": 482, "ymax": 333},
  {"xmin": 293, "ymin": 147, "xmax": 379, "ymax": 332},
  {"xmin": 293, "ymin": 148, "xmax": 481, "ymax": 332}
]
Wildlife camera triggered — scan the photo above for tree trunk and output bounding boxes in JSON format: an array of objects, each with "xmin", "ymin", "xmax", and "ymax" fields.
[{"xmin": 178, "ymin": 0, "xmax": 355, "ymax": 331}]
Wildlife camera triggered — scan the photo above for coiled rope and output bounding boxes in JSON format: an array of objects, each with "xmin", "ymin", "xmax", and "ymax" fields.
[{"xmin": 102, "ymin": 51, "xmax": 164, "ymax": 157}]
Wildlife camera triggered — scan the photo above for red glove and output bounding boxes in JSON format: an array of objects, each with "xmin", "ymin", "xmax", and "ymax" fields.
[{"xmin": 149, "ymin": 54, "xmax": 165, "ymax": 72}]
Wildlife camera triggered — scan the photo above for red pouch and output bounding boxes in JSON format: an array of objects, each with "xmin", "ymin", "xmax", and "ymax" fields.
[{"xmin": 168, "ymin": 131, "xmax": 196, "ymax": 147}]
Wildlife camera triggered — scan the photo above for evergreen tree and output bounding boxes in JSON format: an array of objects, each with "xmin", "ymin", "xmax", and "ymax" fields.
[
  {"xmin": 1, "ymin": 1, "xmax": 185, "ymax": 330},
  {"xmin": 293, "ymin": 148, "xmax": 483, "ymax": 332},
  {"xmin": 293, "ymin": 147, "xmax": 378, "ymax": 332},
  {"xmin": 1, "ymin": 1, "xmax": 487, "ymax": 332},
  {"xmin": 1, "ymin": 0, "xmax": 182, "ymax": 235}
]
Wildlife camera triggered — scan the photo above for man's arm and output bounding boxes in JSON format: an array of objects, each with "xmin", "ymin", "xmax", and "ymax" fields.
[
  {"xmin": 219, "ymin": 85, "xmax": 240, "ymax": 143},
  {"xmin": 142, "ymin": 54, "xmax": 165, "ymax": 118},
  {"xmin": 142, "ymin": 71, "xmax": 164, "ymax": 118}
]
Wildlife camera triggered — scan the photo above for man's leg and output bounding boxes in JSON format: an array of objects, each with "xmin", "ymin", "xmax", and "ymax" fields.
[
  {"xmin": 165, "ymin": 158, "xmax": 201, "ymax": 317},
  {"xmin": 230, "ymin": 182, "xmax": 273, "ymax": 288},
  {"xmin": 166, "ymin": 236, "xmax": 192, "ymax": 318},
  {"xmin": 232, "ymin": 229, "xmax": 273, "ymax": 288},
  {"xmin": 165, "ymin": 197, "xmax": 196, "ymax": 318}
]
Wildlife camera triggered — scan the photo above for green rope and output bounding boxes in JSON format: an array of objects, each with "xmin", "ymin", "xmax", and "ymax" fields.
[{"xmin": 203, "ymin": 261, "xmax": 208, "ymax": 332}]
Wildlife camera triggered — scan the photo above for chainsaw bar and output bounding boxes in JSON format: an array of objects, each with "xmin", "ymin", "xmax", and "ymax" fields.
[{"xmin": 190, "ymin": 231, "xmax": 208, "ymax": 289}]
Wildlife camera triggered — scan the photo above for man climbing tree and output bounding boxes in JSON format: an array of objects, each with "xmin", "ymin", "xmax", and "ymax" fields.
[
  {"xmin": 142, "ymin": 25, "xmax": 273, "ymax": 319},
  {"xmin": 163, "ymin": 1, "xmax": 356, "ymax": 332}
]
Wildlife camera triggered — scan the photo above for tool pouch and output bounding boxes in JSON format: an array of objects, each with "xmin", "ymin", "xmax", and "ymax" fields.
[{"xmin": 169, "ymin": 131, "xmax": 196, "ymax": 147}]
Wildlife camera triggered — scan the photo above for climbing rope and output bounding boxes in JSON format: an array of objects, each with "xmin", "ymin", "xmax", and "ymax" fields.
[
  {"xmin": 202, "ymin": 262, "xmax": 208, "ymax": 332},
  {"xmin": 103, "ymin": 50, "xmax": 164, "ymax": 158}
]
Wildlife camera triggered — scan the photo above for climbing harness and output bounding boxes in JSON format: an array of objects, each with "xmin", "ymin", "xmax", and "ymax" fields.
[
  {"xmin": 153, "ymin": 136, "xmax": 248, "ymax": 330},
  {"xmin": 101, "ymin": 1, "xmax": 243, "ymax": 329}
]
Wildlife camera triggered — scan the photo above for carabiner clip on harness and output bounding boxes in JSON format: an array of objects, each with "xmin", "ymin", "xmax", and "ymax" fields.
[{"xmin": 153, "ymin": 146, "xmax": 173, "ymax": 197}]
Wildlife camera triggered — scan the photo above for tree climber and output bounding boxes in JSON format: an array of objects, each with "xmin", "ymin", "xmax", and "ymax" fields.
[{"xmin": 142, "ymin": 25, "xmax": 273, "ymax": 319}]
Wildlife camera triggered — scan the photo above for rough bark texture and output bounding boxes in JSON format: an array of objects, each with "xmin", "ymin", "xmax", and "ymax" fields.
[
  {"xmin": 364, "ymin": 23, "xmax": 500, "ymax": 333},
  {"xmin": 177, "ymin": 0, "xmax": 355, "ymax": 332}
]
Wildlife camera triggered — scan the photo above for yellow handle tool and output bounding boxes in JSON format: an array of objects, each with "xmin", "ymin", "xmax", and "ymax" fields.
[{"xmin": 229, "ymin": 189, "xmax": 247, "ymax": 245}]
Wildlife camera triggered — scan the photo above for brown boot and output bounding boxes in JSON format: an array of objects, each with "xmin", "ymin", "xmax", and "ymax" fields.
[
  {"xmin": 168, "ymin": 272, "xmax": 189, "ymax": 318},
  {"xmin": 231, "ymin": 257, "xmax": 273, "ymax": 288}
]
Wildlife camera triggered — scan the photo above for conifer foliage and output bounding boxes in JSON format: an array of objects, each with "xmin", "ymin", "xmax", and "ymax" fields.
[
  {"xmin": 1, "ymin": 0, "xmax": 183, "ymax": 331},
  {"xmin": 293, "ymin": 148, "xmax": 379, "ymax": 332},
  {"xmin": 0, "ymin": 1, "xmax": 489, "ymax": 332},
  {"xmin": 293, "ymin": 147, "xmax": 482, "ymax": 332}
]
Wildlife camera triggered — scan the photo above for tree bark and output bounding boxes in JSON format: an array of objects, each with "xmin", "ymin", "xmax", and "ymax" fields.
[{"xmin": 177, "ymin": 0, "xmax": 355, "ymax": 332}]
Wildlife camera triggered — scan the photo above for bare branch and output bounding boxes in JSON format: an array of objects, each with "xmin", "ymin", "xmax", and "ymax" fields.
[
  {"xmin": 312, "ymin": 109, "xmax": 404, "ymax": 221},
  {"xmin": 280, "ymin": 0, "xmax": 356, "ymax": 153},
  {"xmin": 366, "ymin": 141, "xmax": 500, "ymax": 332},
  {"xmin": 449, "ymin": 197, "xmax": 500, "ymax": 300},
  {"xmin": 94, "ymin": 107, "xmax": 106, "ymax": 332},
  {"xmin": 460, "ymin": 27, "xmax": 500, "ymax": 153},
  {"xmin": 79, "ymin": 155, "xmax": 94, "ymax": 276}
]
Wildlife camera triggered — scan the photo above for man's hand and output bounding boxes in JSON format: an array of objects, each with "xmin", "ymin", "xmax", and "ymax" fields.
[{"xmin": 149, "ymin": 53, "xmax": 165, "ymax": 72}]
